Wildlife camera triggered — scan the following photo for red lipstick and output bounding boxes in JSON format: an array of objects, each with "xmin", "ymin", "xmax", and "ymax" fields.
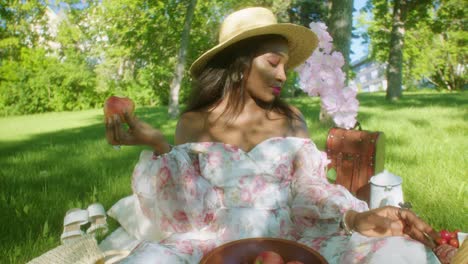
[{"xmin": 272, "ymin": 87, "xmax": 281, "ymax": 95}]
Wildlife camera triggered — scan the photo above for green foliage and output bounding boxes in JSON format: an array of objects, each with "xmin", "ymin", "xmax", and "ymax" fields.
[
  {"xmin": 366, "ymin": 0, "xmax": 432, "ymax": 62},
  {"xmin": 403, "ymin": 0, "xmax": 467, "ymax": 91},
  {"xmin": 405, "ymin": 22, "xmax": 467, "ymax": 91},
  {"xmin": 85, "ymin": 0, "xmax": 183, "ymax": 104},
  {"xmin": 289, "ymin": 0, "xmax": 329, "ymax": 26},
  {"xmin": 2, "ymin": 0, "xmax": 464, "ymax": 116},
  {"xmin": 0, "ymin": 46, "xmax": 99, "ymax": 115},
  {"xmin": 0, "ymin": 0, "xmax": 48, "ymax": 59},
  {"xmin": 0, "ymin": 1, "xmax": 100, "ymax": 115},
  {"xmin": 0, "ymin": 0, "xmax": 348, "ymax": 116},
  {"xmin": 364, "ymin": 0, "xmax": 466, "ymax": 91},
  {"xmin": 1, "ymin": 0, "xmax": 333, "ymax": 116},
  {"xmin": 426, "ymin": 0, "xmax": 467, "ymax": 90}
]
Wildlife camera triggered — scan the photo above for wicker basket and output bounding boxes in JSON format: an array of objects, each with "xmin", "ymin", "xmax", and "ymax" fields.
[
  {"xmin": 452, "ymin": 238, "xmax": 468, "ymax": 264},
  {"xmin": 27, "ymin": 235, "xmax": 128, "ymax": 264}
]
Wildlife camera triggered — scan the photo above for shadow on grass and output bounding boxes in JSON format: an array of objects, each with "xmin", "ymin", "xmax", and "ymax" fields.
[
  {"xmin": 356, "ymin": 91, "xmax": 467, "ymax": 109},
  {"xmin": 0, "ymin": 106, "xmax": 177, "ymax": 262}
]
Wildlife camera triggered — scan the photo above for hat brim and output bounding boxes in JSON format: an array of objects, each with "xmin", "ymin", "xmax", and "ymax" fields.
[{"xmin": 190, "ymin": 23, "xmax": 318, "ymax": 77}]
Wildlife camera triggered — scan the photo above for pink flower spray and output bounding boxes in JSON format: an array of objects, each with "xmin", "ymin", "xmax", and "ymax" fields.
[{"xmin": 296, "ymin": 22, "xmax": 359, "ymax": 129}]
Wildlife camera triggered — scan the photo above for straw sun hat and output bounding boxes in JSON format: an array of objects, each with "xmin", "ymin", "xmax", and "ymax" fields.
[{"xmin": 190, "ymin": 7, "xmax": 318, "ymax": 77}]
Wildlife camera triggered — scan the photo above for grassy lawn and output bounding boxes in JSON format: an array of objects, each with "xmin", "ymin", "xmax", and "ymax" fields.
[{"xmin": 1, "ymin": 91, "xmax": 467, "ymax": 263}]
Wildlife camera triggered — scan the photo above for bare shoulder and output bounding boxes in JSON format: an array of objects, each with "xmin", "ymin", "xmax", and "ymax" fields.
[
  {"xmin": 288, "ymin": 105, "xmax": 310, "ymax": 138},
  {"xmin": 175, "ymin": 111, "xmax": 206, "ymax": 145}
]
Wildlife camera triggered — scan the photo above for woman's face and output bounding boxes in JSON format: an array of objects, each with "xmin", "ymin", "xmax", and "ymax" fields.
[{"xmin": 244, "ymin": 37, "xmax": 289, "ymax": 103}]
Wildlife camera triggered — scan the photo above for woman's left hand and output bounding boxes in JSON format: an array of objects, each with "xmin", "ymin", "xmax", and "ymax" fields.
[{"xmin": 347, "ymin": 206, "xmax": 439, "ymax": 248}]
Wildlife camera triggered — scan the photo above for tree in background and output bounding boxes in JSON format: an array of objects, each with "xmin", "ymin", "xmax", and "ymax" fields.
[
  {"xmin": 0, "ymin": 1, "xmax": 360, "ymax": 115},
  {"xmin": 364, "ymin": 0, "xmax": 465, "ymax": 94},
  {"xmin": 9, "ymin": 1, "xmax": 463, "ymax": 116},
  {"xmin": 328, "ymin": 0, "xmax": 354, "ymax": 80},
  {"xmin": 365, "ymin": 0, "xmax": 435, "ymax": 100},
  {"xmin": 86, "ymin": 0, "xmax": 186, "ymax": 106},
  {"xmin": 168, "ymin": 0, "xmax": 197, "ymax": 118},
  {"xmin": 289, "ymin": 0, "xmax": 355, "ymax": 80}
]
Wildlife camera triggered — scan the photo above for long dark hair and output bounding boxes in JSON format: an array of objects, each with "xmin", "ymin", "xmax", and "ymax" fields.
[{"xmin": 184, "ymin": 35, "xmax": 302, "ymax": 123}]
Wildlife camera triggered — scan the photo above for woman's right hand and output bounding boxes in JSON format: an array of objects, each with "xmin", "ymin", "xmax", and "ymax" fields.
[
  {"xmin": 348, "ymin": 206, "xmax": 439, "ymax": 249},
  {"xmin": 105, "ymin": 112, "xmax": 172, "ymax": 154}
]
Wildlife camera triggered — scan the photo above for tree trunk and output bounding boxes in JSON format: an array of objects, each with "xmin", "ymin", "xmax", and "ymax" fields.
[
  {"xmin": 168, "ymin": 0, "xmax": 197, "ymax": 118},
  {"xmin": 386, "ymin": 0, "xmax": 407, "ymax": 101},
  {"xmin": 328, "ymin": 0, "xmax": 354, "ymax": 81}
]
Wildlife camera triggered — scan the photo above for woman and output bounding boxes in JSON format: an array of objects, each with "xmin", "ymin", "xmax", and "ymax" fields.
[{"xmin": 105, "ymin": 7, "xmax": 440, "ymax": 263}]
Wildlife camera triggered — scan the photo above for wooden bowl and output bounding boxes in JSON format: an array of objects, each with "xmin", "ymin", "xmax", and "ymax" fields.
[{"xmin": 199, "ymin": 237, "xmax": 328, "ymax": 264}]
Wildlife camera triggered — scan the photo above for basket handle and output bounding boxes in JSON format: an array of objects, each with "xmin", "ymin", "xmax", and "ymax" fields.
[{"xmin": 100, "ymin": 249, "xmax": 131, "ymax": 264}]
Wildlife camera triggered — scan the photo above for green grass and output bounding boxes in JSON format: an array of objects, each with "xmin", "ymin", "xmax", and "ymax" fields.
[{"xmin": 1, "ymin": 91, "xmax": 467, "ymax": 263}]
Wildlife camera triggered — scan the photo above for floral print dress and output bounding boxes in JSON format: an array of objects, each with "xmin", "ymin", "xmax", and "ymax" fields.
[{"xmin": 120, "ymin": 137, "xmax": 438, "ymax": 263}]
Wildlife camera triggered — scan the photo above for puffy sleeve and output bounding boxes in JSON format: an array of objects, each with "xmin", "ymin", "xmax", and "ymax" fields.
[
  {"xmin": 290, "ymin": 141, "xmax": 368, "ymax": 234},
  {"xmin": 131, "ymin": 148, "xmax": 219, "ymax": 240}
]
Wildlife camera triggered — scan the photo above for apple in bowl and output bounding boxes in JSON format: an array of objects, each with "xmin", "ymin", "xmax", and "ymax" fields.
[
  {"xmin": 253, "ymin": 251, "xmax": 304, "ymax": 264},
  {"xmin": 199, "ymin": 237, "xmax": 326, "ymax": 264},
  {"xmin": 254, "ymin": 251, "xmax": 284, "ymax": 264}
]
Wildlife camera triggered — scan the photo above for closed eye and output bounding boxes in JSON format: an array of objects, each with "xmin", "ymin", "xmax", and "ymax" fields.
[{"xmin": 268, "ymin": 58, "xmax": 281, "ymax": 67}]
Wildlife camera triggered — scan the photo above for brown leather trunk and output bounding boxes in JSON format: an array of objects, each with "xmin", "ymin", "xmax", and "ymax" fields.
[{"xmin": 325, "ymin": 127, "xmax": 385, "ymax": 204}]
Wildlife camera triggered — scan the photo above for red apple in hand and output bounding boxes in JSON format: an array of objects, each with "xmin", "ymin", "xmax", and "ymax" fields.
[
  {"xmin": 254, "ymin": 251, "xmax": 284, "ymax": 264},
  {"xmin": 104, "ymin": 96, "xmax": 135, "ymax": 123},
  {"xmin": 439, "ymin": 230, "xmax": 452, "ymax": 241},
  {"xmin": 448, "ymin": 238, "xmax": 459, "ymax": 248},
  {"xmin": 436, "ymin": 237, "xmax": 447, "ymax": 245}
]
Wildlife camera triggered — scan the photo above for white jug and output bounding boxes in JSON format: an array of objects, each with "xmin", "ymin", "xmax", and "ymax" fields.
[{"xmin": 369, "ymin": 170, "xmax": 404, "ymax": 209}]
